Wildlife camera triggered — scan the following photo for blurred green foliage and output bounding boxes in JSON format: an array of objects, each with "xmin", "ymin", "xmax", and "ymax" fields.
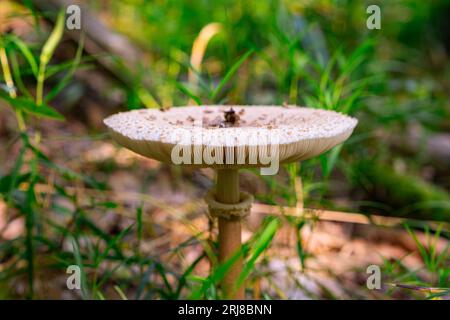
[{"xmin": 0, "ymin": 0, "xmax": 449, "ymax": 300}]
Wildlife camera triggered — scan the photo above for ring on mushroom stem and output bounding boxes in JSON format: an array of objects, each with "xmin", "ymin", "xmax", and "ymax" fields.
[{"xmin": 104, "ymin": 105, "xmax": 357, "ymax": 299}]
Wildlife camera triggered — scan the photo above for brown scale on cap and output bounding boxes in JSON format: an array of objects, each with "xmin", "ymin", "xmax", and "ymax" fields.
[
  {"xmin": 222, "ymin": 108, "xmax": 240, "ymax": 127},
  {"xmin": 204, "ymin": 108, "xmax": 241, "ymax": 128}
]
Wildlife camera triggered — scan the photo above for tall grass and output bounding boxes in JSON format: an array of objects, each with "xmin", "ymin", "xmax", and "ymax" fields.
[{"xmin": 0, "ymin": 0, "xmax": 448, "ymax": 300}]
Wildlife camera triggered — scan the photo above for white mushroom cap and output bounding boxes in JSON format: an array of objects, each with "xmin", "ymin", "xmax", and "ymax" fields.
[{"xmin": 104, "ymin": 106, "xmax": 357, "ymax": 169}]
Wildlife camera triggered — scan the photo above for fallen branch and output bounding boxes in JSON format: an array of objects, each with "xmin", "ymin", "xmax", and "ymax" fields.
[{"xmin": 30, "ymin": 183, "xmax": 448, "ymax": 232}]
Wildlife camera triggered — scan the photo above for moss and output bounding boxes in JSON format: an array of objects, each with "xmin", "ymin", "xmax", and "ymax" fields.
[{"xmin": 353, "ymin": 161, "xmax": 450, "ymax": 222}]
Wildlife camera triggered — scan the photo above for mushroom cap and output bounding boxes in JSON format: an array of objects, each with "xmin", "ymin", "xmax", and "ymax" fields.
[{"xmin": 104, "ymin": 106, "xmax": 357, "ymax": 169}]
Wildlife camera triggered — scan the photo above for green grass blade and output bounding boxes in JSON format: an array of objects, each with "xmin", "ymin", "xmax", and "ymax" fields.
[
  {"xmin": 8, "ymin": 35, "xmax": 38, "ymax": 77},
  {"xmin": 23, "ymin": 153, "xmax": 39, "ymax": 299},
  {"xmin": 174, "ymin": 252, "xmax": 206, "ymax": 298},
  {"xmin": 70, "ymin": 236, "xmax": 90, "ymax": 299},
  {"xmin": 175, "ymin": 82, "xmax": 202, "ymax": 105},
  {"xmin": 0, "ymin": 90, "xmax": 64, "ymax": 120},
  {"xmin": 320, "ymin": 144, "xmax": 343, "ymax": 178},
  {"xmin": 45, "ymin": 33, "xmax": 85, "ymax": 102},
  {"xmin": 210, "ymin": 49, "xmax": 254, "ymax": 102},
  {"xmin": 37, "ymin": 10, "xmax": 65, "ymax": 105},
  {"xmin": 135, "ymin": 262, "xmax": 156, "ymax": 300},
  {"xmin": 39, "ymin": 10, "xmax": 65, "ymax": 67},
  {"xmin": 114, "ymin": 285, "xmax": 128, "ymax": 300},
  {"xmin": 5, "ymin": 141, "xmax": 26, "ymax": 202},
  {"xmin": 235, "ymin": 218, "xmax": 280, "ymax": 289},
  {"xmin": 405, "ymin": 224, "xmax": 430, "ymax": 268},
  {"xmin": 9, "ymin": 51, "xmax": 33, "ymax": 98}
]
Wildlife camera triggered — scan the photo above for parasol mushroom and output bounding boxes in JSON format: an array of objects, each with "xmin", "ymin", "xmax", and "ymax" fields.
[{"xmin": 104, "ymin": 105, "xmax": 357, "ymax": 299}]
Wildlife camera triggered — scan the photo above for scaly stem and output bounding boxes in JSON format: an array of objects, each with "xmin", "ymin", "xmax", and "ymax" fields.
[{"xmin": 215, "ymin": 169, "xmax": 245, "ymax": 299}]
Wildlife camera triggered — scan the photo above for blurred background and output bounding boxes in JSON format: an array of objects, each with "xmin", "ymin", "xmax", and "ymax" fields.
[{"xmin": 0, "ymin": 0, "xmax": 449, "ymax": 299}]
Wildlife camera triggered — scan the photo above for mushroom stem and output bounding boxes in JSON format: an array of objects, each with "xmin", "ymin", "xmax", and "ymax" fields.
[{"xmin": 215, "ymin": 169, "xmax": 245, "ymax": 299}]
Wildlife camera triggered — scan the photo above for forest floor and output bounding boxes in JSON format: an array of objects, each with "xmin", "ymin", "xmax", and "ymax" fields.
[{"xmin": 1, "ymin": 112, "xmax": 447, "ymax": 299}]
